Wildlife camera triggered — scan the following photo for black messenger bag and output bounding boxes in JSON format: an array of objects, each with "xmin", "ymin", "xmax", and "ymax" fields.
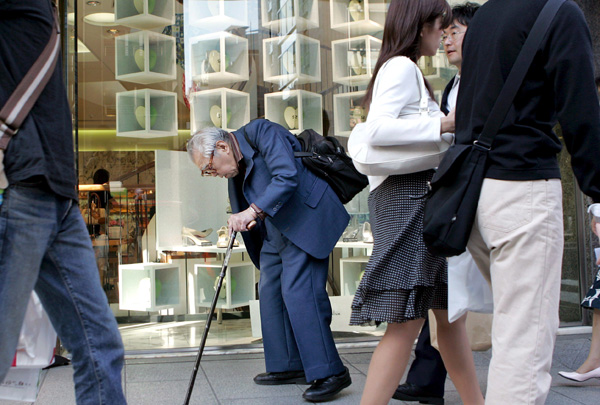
[{"xmin": 422, "ymin": 0, "xmax": 565, "ymax": 257}]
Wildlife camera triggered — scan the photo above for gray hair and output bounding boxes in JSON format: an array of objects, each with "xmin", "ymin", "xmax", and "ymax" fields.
[{"xmin": 186, "ymin": 127, "xmax": 231, "ymax": 164}]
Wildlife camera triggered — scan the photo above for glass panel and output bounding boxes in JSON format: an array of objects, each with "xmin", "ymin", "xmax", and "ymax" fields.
[{"xmin": 72, "ymin": 0, "xmax": 585, "ymax": 353}]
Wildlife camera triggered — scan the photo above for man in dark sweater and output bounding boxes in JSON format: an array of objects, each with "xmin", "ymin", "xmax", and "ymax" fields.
[
  {"xmin": 0, "ymin": 1, "xmax": 126, "ymax": 403},
  {"xmin": 456, "ymin": 0, "xmax": 600, "ymax": 403}
]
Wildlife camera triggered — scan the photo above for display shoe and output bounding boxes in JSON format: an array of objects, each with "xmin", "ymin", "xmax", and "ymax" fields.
[
  {"xmin": 392, "ymin": 382, "xmax": 444, "ymax": 404},
  {"xmin": 342, "ymin": 227, "xmax": 359, "ymax": 242},
  {"xmin": 558, "ymin": 366, "xmax": 600, "ymax": 382},
  {"xmin": 182, "ymin": 227, "xmax": 213, "ymax": 246},
  {"xmin": 253, "ymin": 370, "xmax": 308, "ymax": 385},
  {"xmin": 302, "ymin": 367, "xmax": 352, "ymax": 402},
  {"xmin": 362, "ymin": 221, "xmax": 373, "ymax": 243},
  {"xmin": 216, "ymin": 226, "xmax": 239, "ymax": 248}
]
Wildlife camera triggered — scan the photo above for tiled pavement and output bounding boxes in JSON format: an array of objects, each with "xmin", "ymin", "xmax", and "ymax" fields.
[{"xmin": 1, "ymin": 333, "xmax": 598, "ymax": 404}]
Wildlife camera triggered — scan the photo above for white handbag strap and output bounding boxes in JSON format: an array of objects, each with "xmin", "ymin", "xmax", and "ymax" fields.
[{"xmin": 414, "ymin": 63, "xmax": 430, "ymax": 117}]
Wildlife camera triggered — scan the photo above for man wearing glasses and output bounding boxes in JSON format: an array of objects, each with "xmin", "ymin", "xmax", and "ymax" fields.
[
  {"xmin": 393, "ymin": 3, "xmax": 480, "ymax": 404},
  {"xmin": 187, "ymin": 120, "xmax": 352, "ymax": 403}
]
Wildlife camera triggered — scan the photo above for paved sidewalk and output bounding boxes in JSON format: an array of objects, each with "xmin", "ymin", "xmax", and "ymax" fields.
[{"xmin": 1, "ymin": 333, "xmax": 598, "ymax": 404}]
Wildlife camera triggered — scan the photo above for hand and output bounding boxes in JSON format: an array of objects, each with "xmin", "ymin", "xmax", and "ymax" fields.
[
  {"xmin": 441, "ymin": 108, "xmax": 456, "ymax": 134},
  {"xmin": 227, "ymin": 208, "xmax": 257, "ymax": 233}
]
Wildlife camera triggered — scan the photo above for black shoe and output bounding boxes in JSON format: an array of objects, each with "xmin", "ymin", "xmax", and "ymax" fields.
[
  {"xmin": 302, "ymin": 367, "xmax": 352, "ymax": 402},
  {"xmin": 253, "ymin": 370, "xmax": 307, "ymax": 385},
  {"xmin": 392, "ymin": 382, "xmax": 444, "ymax": 404}
]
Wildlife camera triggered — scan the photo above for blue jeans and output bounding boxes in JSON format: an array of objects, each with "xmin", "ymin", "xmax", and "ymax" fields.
[{"xmin": 0, "ymin": 182, "xmax": 126, "ymax": 404}]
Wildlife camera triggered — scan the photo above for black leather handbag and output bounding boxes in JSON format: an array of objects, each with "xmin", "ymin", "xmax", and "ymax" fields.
[{"xmin": 422, "ymin": 0, "xmax": 565, "ymax": 257}]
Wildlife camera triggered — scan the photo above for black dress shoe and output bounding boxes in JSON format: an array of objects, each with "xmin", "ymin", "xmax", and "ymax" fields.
[
  {"xmin": 392, "ymin": 382, "xmax": 444, "ymax": 404},
  {"xmin": 253, "ymin": 370, "xmax": 307, "ymax": 385},
  {"xmin": 302, "ymin": 367, "xmax": 352, "ymax": 402}
]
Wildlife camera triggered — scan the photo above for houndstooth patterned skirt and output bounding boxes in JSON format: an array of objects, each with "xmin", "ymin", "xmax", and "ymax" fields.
[{"xmin": 350, "ymin": 171, "xmax": 448, "ymax": 325}]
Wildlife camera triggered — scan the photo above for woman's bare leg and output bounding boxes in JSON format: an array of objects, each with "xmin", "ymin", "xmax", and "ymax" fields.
[
  {"xmin": 360, "ymin": 319, "xmax": 424, "ymax": 405},
  {"xmin": 432, "ymin": 309, "xmax": 484, "ymax": 405},
  {"xmin": 576, "ymin": 309, "xmax": 600, "ymax": 373}
]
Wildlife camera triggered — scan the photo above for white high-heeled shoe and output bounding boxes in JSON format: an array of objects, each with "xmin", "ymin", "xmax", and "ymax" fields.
[
  {"xmin": 182, "ymin": 227, "xmax": 213, "ymax": 246},
  {"xmin": 558, "ymin": 366, "xmax": 600, "ymax": 382},
  {"xmin": 216, "ymin": 226, "xmax": 239, "ymax": 248},
  {"xmin": 362, "ymin": 222, "xmax": 373, "ymax": 243}
]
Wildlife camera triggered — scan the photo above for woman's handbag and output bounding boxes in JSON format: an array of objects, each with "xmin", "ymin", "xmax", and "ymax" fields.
[
  {"xmin": 347, "ymin": 62, "xmax": 450, "ymax": 176},
  {"xmin": 422, "ymin": 0, "xmax": 565, "ymax": 257}
]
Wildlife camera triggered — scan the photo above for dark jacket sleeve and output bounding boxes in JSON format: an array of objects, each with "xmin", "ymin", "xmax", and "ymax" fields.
[{"xmin": 547, "ymin": 3, "xmax": 600, "ymax": 203}]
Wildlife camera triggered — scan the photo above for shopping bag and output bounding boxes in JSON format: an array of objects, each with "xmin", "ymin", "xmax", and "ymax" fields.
[
  {"xmin": 0, "ymin": 368, "xmax": 47, "ymax": 402},
  {"xmin": 447, "ymin": 251, "xmax": 494, "ymax": 323},
  {"xmin": 429, "ymin": 310, "xmax": 493, "ymax": 352},
  {"xmin": 12, "ymin": 292, "xmax": 57, "ymax": 368}
]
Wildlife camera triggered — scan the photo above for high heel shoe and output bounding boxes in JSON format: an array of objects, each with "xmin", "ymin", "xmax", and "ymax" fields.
[
  {"xmin": 362, "ymin": 222, "xmax": 373, "ymax": 243},
  {"xmin": 216, "ymin": 226, "xmax": 239, "ymax": 248},
  {"xmin": 558, "ymin": 366, "xmax": 600, "ymax": 382},
  {"xmin": 342, "ymin": 227, "xmax": 359, "ymax": 242},
  {"xmin": 182, "ymin": 227, "xmax": 213, "ymax": 246}
]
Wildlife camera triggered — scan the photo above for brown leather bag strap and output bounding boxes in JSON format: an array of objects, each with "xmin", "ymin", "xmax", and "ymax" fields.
[{"xmin": 0, "ymin": 1, "xmax": 61, "ymax": 149}]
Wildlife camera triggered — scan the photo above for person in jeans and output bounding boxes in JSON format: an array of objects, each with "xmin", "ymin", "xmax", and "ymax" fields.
[
  {"xmin": 393, "ymin": 3, "xmax": 480, "ymax": 404},
  {"xmin": 457, "ymin": 0, "xmax": 600, "ymax": 403},
  {"xmin": 0, "ymin": 1, "xmax": 127, "ymax": 404}
]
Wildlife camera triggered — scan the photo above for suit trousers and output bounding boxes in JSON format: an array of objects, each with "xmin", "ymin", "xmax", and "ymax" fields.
[
  {"xmin": 259, "ymin": 220, "xmax": 345, "ymax": 382},
  {"xmin": 467, "ymin": 179, "xmax": 563, "ymax": 405}
]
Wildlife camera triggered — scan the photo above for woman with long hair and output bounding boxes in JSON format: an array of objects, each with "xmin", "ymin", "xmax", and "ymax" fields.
[{"xmin": 349, "ymin": 1, "xmax": 484, "ymax": 404}]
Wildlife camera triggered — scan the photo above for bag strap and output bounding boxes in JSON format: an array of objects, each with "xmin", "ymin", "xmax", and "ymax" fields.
[
  {"xmin": 475, "ymin": 0, "xmax": 565, "ymax": 149},
  {"xmin": 0, "ymin": 1, "xmax": 61, "ymax": 149}
]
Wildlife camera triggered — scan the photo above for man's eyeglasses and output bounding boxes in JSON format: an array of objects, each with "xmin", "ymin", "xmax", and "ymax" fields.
[
  {"xmin": 441, "ymin": 30, "xmax": 466, "ymax": 43},
  {"xmin": 200, "ymin": 151, "xmax": 215, "ymax": 176}
]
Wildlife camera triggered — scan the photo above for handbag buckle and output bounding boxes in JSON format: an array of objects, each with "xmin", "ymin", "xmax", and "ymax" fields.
[
  {"xmin": 473, "ymin": 140, "xmax": 491, "ymax": 151},
  {"xmin": 409, "ymin": 181, "xmax": 432, "ymax": 200}
]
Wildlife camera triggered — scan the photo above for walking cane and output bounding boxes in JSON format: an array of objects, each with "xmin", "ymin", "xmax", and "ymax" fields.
[{"xmin": 183, "ymin": 221, "xmax": 255, "ymax": 405}]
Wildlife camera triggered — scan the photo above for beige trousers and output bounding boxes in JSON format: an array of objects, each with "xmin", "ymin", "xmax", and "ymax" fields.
[{"xmin": 467, "ymin": 178, "xmax": 563, "ymax": 405}]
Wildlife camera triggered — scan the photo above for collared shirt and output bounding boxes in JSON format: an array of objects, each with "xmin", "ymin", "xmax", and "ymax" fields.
[{"xmin": 445, "ymin": 73, "xmax": 460, "ymax": 113}]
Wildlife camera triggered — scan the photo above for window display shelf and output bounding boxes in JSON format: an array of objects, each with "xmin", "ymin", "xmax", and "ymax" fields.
[
  {"xmin": 190, "ymin": 31, "xmax": 249, "ymax": 85},
  {"xmin": 115, "ymin": 31, "xmax": 176, "ymax": 85},
  {"xmin": 263, "ymin": 34, "xmax": 321, "ymax": 85},
  {"xmin": 330, "ymin": 0, "xmax": 388, "ymax": 36},
  {"xmin": 188, "ymin": 0, "xmax": 249, "ymax": 32},
  {"xmin": 264, "ymin": 90, "xmax": 322, "ymax": 134},
  {"xmin": 115, "ymin": 0, "xmax": 175, "ymax": 30},
  {"xmin": 339, "ymin": 256, "xmax": 369, "ymax": 296},
  {"xmin": 189, "ymin": 88, "xmax": 250, "ymax": 133},
  {"xmin": 194, "ymin": 263, "xmax": 255, "ymax": 310},
  {"xmin": 331, "ymin": 35, "xmax": 381, "ymax": 86},
  {"xmin": 261, "ymin": 0, "xmax": 319, "ymax": 33},
  {"xmin": 119, "ymin": 263, "xmax": 182, "ymax": 311},
  {"xmin": 116, "ymin": 89, "xmax": 178, "ymax": 138},
  {"xmin": 333, "ymin": 90, "xmax": 366, "ymax": 136}
]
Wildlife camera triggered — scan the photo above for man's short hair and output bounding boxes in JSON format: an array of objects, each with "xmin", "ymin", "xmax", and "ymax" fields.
[{"xmin": 452, "ymin": 2, "xmax": 480, "ymax": 27}]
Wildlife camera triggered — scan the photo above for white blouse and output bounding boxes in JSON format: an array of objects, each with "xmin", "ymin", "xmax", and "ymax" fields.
[{"xmin": 361, "ymin": 56, "xmax": 447, "ymax": 190}]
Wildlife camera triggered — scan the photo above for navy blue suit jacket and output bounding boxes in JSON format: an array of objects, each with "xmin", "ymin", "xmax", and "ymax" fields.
[{"xmin": 228, "ymin": 120, "xmax": 350, "ymax": 268}]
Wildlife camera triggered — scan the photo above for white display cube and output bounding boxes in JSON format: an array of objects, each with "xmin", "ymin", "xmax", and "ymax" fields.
[
  {"xmin": 339, "ymin": 256, "xmax": 369, "ymax": 296},
  {"xmin": 330, "ymin": 0, "xmax": 388, "ymax": 36},
  {"xmin": 188, "ymin": 0, "xmax": 249, "ymax": 32},
  {"xmin": 261, "ymin": 0, "xmax": 319, "ymax": 33},
  {"xmin": 333, "ymin": 90, "xmax": 367, "ymax": 137},
  {"xmin": 332, "ymin": 35, "xmax": 381, "ymax": 86},
  {"xmin": 119, "ymin": 263, "xmax": 181, "ymax": 311},
  {"xmin": 263, "ymin": 34, "xmax": 321, "ymax": 85},
  {"xmin": 189, "ymin": 88, "xmax": 250, "ymax": 133},
  {"xmin": 194, "ymin": 263, "xmax": 255, "ymax": 309},
  {"xmin": 190, "ymin": 31, "xmax": 249, "ymax": 85},
  {"xmin": 116, "ymin": 89, "xmax": 178, "ymax": 138},
  {"xmin": 115, "ymin": 0, "xmax": 175, "ymax": 30},
  {"xmin": 264, "ymin": 90, "xmax": 322, "ymax": 134},
  {"xmin": 115, "ymin": 31, "xmax": 176, "ymax": 85}
]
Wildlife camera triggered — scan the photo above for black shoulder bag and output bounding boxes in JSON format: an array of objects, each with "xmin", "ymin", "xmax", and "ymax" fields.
[{"xmin": 422, "ymin": 0, "xmax": 565, "ymax": 257}]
